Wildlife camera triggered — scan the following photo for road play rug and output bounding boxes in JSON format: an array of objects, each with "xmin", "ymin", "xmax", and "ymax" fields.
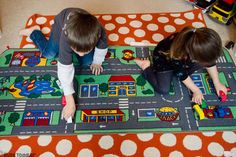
[
  {"xmin": 0, "ymin": 8, "xmax": 235, "ymax": 135},
  {"xmin": 0, "ymin": 45, "xmax": 236, "ymax": 136}
]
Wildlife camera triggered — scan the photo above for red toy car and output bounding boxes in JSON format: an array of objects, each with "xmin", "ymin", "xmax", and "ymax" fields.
[
  {"xmin": 62, "ymin": 96, "xmax": 67, "ymax": 107},
  {"xmin": 218, "ymin": 87, "xmax": 231, "ymax": 102}
]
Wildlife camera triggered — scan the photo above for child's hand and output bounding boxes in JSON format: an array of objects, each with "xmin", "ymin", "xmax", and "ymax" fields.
[
  {"xmin": 62, "ymin": 103, "xmax": 76, "ymax": 121},
  {"xmin": 134, "ymin": 58, "xmax": 150, "ymax": 70},
  {"xmin": 214, "ymin": 82, "xmax": 228, "ymax": 96},
  {"xmin": 62, "ymin": 95, "xmax": 76, "ymax": 121},
  {"xmin": 192, "ymin": 90, "xmax": 204, "ymax": 104},
  {"xmin": 90, "ymin": 64, "xmax": 103, "ymax": 75}
]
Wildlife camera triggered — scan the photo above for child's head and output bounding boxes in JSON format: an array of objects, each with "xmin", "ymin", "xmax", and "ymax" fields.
[
  {"xmin": 170, "ymin": 26, "xmax": 222, "ymax": 66},
  {"xmin": 66, "ymin": 10, "xmax": 101, "ymax": 54}
]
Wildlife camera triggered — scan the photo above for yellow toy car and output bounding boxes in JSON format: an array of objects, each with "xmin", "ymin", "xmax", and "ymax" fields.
[{"xmin": 208, "ymin": 0, "xmax": 236, "ymax": 25}]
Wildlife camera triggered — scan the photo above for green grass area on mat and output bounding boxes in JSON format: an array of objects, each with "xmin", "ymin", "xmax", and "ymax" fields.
[
  {"xmin": 199, "ymin": 126, "xmax": 236, "ymax": 131},
  {"xmin": 0, "ymin": 75, "xmax": 62, "ymax": 100},
  {"xmin": 0, "ymin": 112, "xmax": 23, "ymax": 135},
  {"xmin": 75, "ymin": 74, "xmax": 155, "ymax": 97},
  {"xmin": 223, "ymin": 47, "xmax": 233, "ymax": 63},
  {"xmin": 51, "ymin": 111, "xmax": 60, "ymax": 125},
  {"xmin": 0, "ymin": 48, "xmax": 57, "ymax": 67}
]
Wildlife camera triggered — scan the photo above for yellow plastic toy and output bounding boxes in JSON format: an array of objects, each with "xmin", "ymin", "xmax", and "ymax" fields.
[{"xmin": 193, "ymin": 104, "xmax": 205, "ymax": 120}]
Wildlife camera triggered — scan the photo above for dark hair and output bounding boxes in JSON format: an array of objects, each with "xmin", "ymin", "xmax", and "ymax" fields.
[
  {"xmin": 170, "ymin": 26, "xmax": 222, "ymax": 66},
  {"xmin": 66, "ymin": 10, "xmax": 101, "ymax": 52}
]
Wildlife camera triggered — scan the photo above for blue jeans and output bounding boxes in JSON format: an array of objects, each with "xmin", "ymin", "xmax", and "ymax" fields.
[{"xmin": 30, "ymin": 30, "xmax": 94, "ymax": 65}]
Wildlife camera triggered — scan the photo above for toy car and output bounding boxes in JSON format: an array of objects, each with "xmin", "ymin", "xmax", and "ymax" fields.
[
  {"xmin": 218, "ymin": 87, "xmax": 231, "ymax": 102},
  {"xmin": 208, "ymin": 0, "xmax": 236, "ymax": 25},
  {"xmin": 193, "ymin": 104, "xmax": 205, "ymax": 120}
]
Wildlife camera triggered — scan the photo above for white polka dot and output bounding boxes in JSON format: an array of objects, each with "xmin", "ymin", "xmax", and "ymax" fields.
[
  {"xmin": 103, "ymin": 154, "xmax": 119, "ymax": 157},
  {"xmin": 128, "ymin": 15, "xmax": 136, "ymax": 19},
  {"xmin": 184, "ymin": 12, "xmax": 195, "ymax": 20},
  {"xmin": 42, "ymin": 27, "xmax": 51, "ymax": 34},
  {"xmin": 152, "ymin": 33, "xmax": 164, "ymax": 42},
  {"xmin": 39, "ymin": 152, "xmax": 55, "ymax": 157},
  {"xmin": 147, "ymin": 23, "xmax": 158, "ymax": 31},
  {"xmin": 130, "ymin": 20, "xmax": 142, "ymax": 28},
  {"xmin": 108, "ymin": 33, "xmax": 119, "ymax": 42},
  {"xmin": 27, "ymin": 18, "xmax": 33, "ymax": 26},
  {"xmin": 170, "ymin": 13, "xmax": 181, "ymax": 17},
  {"xmin": 137, "ymin": 133, "xmax": 153, "ymax": 142},
  {"xmin": 169, "ymin": 151, "xmax": 183, "ymax": 157},
  {"xmin": 160, "ymin": 133, "xmax": 176, "ymax": 147},
  {"xmin": 105, "ymin": 23, "xmax": 116, "ymax": 31},
  {"xmin": 23, "ymin": 44, "xmax": 36, "ymax": 48},
  {"xmin": 141, "ymin": 14, "xmax": 153, "ymax": 21},
  {"xmin": 0, "ymin": 140, "xmax": 12, "ymax": 154},
  {"xmin": 222, "ymin": 131, "xmax": 236, "ymax": 143},
  {"xmin": 164, "ymin": 25, "xmax": 176, "ymax": 33},
  {"xmin": 115, "ymin": 17, "xmax": 126, "ymax": 24},
  {"xmin": 37, "ymin": 135, "xmax": 52, "ymax": 146},
  {"xmin": 124, "ymin": 37, "xmax": 135, "ymax": 44},
  {"xmin": 231, "ymin": 148, "xmax": 236, "ymax": 157},
  {"xmin": 208, "ymin": 142, "xmax": 224, "ymax": 156},
  {"xmin": 183, "ymin": 135, "xmax": 202, "ymax": 151},
  {"xmin": 192, "ymin": 22, "xmax": 205, "ymax": 28},
  {"xmin": 102, "ymin": 15, "xmax": 112, "ymax": 21},
  {"xmin": 26, "ymin": 36, "xmax": 32, "ymax": 42},
  {"xmin": 120, "ymin": 140, "xmax": 137, "ymax": 156},
  {"xmin": 198, "ymin": 13, "xmax": 203, "ymax": 21},
  {"xmin": 77, "ymin": 148, "xmax": 93, "ymax": 157},
  {"xmin": 118, "ymin": 133, "xmax": 127, "ymax": 136},
  {"xmin": 77, "ymin": 134, "xmax": 93, "ymax": 142},
  {"xmin": 118, "ymin": 27, "xmax": 130, "ymax": 34},
  {"xmin": 174, "ymin": 18, "xmax": 186, "ymax": 25},
  {"xmin": 16, "ymin": 145, "xmax": 31, "ymax": 155},
  {"xmin": 18, "ymin": 136, "xmax": 31, "ymax": 139},
  {"xmin": 50, "ymin": 20, "xmax": 54, "ymax": 25},
  {"xmin": 141, "ymin": 40, "xmax": 153, "ymax": 45},
  {"xmin": 36, "ymin": 17, "xmax": 47, "ymax": 25},
  {"xmin": 99, "ymin": 135, "xmax": 114, "ymax": 150},
  {"xmin": 143, "ymin": 147, "xmax": 160, "ymax": 157},
  {"xmin": 56, "ymin": 139, "xmax": 72, "ymax": 155},
  {"xmin": 134, "ymin": 29, "xmax": 145, "ymax": 37},
  {"xmin": 157, "ymin": 16, "xmax": 169, "ymax": 23},
  {"xmin": 202, "ymin": 131, "xmax": 216, "ymax": 137}
]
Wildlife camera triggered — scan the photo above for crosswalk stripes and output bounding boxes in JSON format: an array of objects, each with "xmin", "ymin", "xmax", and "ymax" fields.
[
  {"xmin": 216, "ymin": 56, "xmax": 226, "ymax": 63},
  {"xmin": 14, "ymin": 100, "xmax": 26, "ymax": 111},
  {"xmin": 118, "ymin": 98, "xmax": 129, "ymax": 109}
]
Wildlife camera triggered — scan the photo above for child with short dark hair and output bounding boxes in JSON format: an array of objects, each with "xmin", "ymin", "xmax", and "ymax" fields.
[
  {"xmin": 135, "ymin": 26, "xmax": 227, "ymax": 104},
  {"xmin": 20, "ymin": 8, "xmax": 108, "ymax": 120}
]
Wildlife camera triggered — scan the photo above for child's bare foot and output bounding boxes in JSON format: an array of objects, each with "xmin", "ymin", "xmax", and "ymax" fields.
[
  {"xmin": 134, "ymin": 58, "xmax": 150, "ymax": 70},
  {"xmin": 19, "ymin": 25, "xmax": 40, "ymax": 36}
]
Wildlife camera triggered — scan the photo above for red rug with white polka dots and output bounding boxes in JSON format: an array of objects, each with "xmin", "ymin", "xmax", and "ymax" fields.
[
  {"xmin": 2, "ymin": 8, "xmax": 232, "ymax": 157},
  {"xmin": 0, "ymin": 132, "xmax": 236, "ymax": 156},
  {"xmin": 20, "ymin": 9, "xmax": 206, "ymax": 48}
]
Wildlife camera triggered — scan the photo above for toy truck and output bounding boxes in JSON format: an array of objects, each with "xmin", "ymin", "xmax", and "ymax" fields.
[{"xmin": 208, "ymin": 0, "xmax": 236, "ymax": 25}]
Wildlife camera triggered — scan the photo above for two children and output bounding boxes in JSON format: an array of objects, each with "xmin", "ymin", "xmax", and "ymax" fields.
[{"xmin": 20, "ymin": 8, "xmax": 227, "ymax": 120}]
